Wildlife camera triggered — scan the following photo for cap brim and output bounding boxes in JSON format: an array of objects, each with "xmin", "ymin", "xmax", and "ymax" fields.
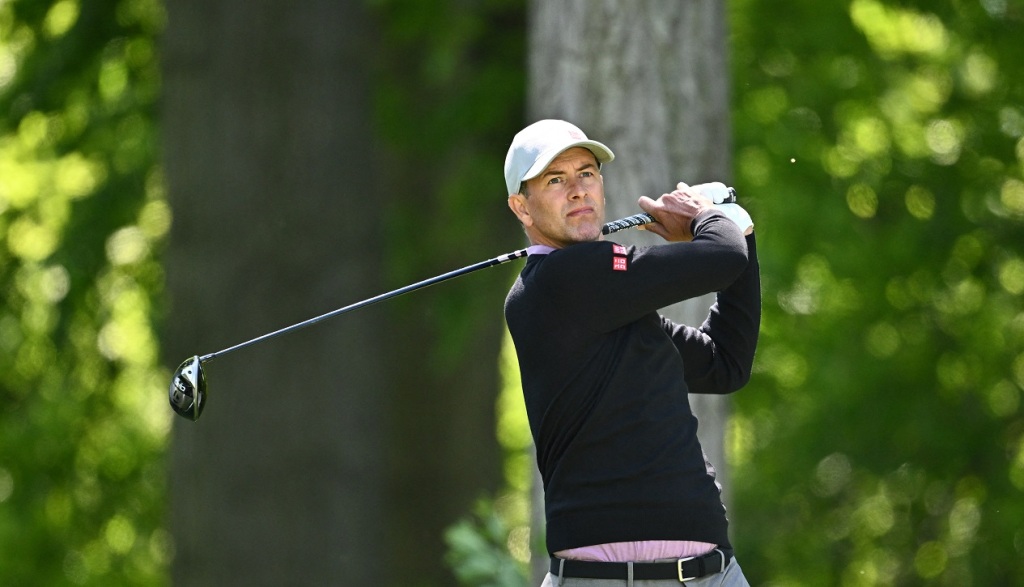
[{"xmin": 521, "ymin": 140, "xmax": 615, "ymax": 183}]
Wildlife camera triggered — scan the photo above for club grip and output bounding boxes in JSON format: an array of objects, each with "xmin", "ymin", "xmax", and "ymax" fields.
[{"xmin": 602, "ymin": 213, "xmax": 655, "ymax": 235}]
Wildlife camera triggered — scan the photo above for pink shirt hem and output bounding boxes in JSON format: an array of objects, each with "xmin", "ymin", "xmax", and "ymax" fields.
[{"xmin": 554, "ymin": 540, "xmax": 717, "ymax": 562}]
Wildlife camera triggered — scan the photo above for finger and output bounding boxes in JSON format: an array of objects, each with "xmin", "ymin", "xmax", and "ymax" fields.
[
  {"xmin": 637, "ymin": 195, "xmax": 661, "ymax": 214},
  {"xmin": 676, "ymin": 181, "xmax": 690, "ymax": 191},
  {"xmin": 641, "ymin": 221, "xmax": 668, "ymax": 239}
]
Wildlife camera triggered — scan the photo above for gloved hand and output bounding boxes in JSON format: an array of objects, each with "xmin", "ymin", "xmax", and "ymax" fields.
[
  {"xmin": 686, "ymin": 181, "xmax": 754, "ymax": 235},
  {"xmin": 691, "ymin": 181, "xmax": 733, "ymax": 204},
  {"xmin": 716, "ymin": 203, "xmax": 754, "ymax": 235}
]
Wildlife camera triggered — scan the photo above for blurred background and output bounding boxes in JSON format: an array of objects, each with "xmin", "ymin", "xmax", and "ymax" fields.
[{"xmin": 1, "ymin": 0, "xmax": 1022, "ymax": 585}]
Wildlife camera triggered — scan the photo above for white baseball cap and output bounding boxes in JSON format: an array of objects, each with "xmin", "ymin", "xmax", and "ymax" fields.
[{"xmin": 503, "ymin": 119, "xmax": 615, "ymax": 196}]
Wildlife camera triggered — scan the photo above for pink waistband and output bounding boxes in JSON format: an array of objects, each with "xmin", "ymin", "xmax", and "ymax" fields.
[{"xmin": 554, "ymin": 540, "xmax": 717, "ymax": 563}]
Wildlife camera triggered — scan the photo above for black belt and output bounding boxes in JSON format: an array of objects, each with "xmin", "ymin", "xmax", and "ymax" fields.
[{"xmin": 550, "ymin": 548, "xmax": 731, "ymax": 582}]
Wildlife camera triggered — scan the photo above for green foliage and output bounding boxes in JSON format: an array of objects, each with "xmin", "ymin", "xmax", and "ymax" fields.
[
  {"xmin": 729, "ymin": 0, "xmax": 1024, "ymax": 584},
  {"xmin": 0, "ymin": 0, "xmax": 168, "ymax": 584},
  {"xmin": 368, "ymin": 1, "xmax": 531, "ymax": 582},
  {"xmin": 445, "ymin": 499, "xmax": 530, "ymax": 587},
  {"xmin": 444, "ymin": 331, "xmax": 537, "ymax": 583},
  {"xmin": 14, "ymin": 0, "xmax": 1023, "ymax": 585},
  {"xmin": 368, "ymin": 0, "xmax": 526, "ymax": 370}
]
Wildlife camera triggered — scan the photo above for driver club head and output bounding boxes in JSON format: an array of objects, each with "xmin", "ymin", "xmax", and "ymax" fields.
[{"xmin": 169, "ymin": 356, "xmax": 207, "ymax": 421}]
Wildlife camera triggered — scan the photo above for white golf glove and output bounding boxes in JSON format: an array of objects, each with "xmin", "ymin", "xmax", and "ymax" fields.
[
  {"xmin": 684, "ymin": 181, "xmax": 754, "ymax": 234},
  {"xmin": 691, "ymin": 181, "xmax": 732, "ymax": 204}
]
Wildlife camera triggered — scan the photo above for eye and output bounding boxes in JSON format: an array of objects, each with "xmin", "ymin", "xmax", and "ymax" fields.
[
  {"xmin": 580, "ymin": 171, "xmax": 594, "ymax": 178},
  {"xmin": 548, "ymin": 177, "xmax": 563, "ymax": 185}
]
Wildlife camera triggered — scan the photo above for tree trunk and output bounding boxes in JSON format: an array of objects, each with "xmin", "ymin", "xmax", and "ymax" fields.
[
  {"xmin": 161, "ymin": 0, "xmax": 385, "ymax": 577},
  {"xmin": 161, "ymin": 1, "xmax": 387, "ymax": 583},
  {"xmin": 527, "ymin": 1, "xmax": 733, "ymax": 581},
  {"xmin": 162, "ymin": 1, "xmax": 505, "ymax": 584}
]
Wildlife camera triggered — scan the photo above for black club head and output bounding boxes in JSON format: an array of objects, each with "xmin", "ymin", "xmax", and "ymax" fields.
[{"xmin": 169, "ymin": 356, "xmax": 207, "ymax": 421}]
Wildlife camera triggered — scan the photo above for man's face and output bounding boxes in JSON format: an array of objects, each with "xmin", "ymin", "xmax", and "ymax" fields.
[{"xmin": 507, "ymin": 147, "xmax": 606, "ymax": 248}]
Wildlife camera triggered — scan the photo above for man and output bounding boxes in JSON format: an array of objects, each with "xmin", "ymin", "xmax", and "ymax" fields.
[{"xmin": 503, "ymin": 119, "xmax": 760, "ymax": 586}]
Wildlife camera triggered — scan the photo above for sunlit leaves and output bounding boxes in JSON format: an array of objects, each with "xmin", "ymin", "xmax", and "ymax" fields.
[
  {"xmin": 998, "ymin": 257, "xmax": 1024, "ymax": 294},
  {"xmin": 0, "ymin": 0, "xmax": 168, "ymax": 584},
  {"xmin": 925, "ymin": 118, "xmax": 965, "ymax": 165},
  {"xmin": 1012, "ymin": 436, "xmax": 1024, "ymax": 490},
  {"xmin": 43, "ymin": 0, "xmax": 79, "ymax": 39},
  {"xmin": 115, "ymin": 0, "xmax": 165, "ymax": 33},
  {"xmin": 814, "ymin": 453, "xmax": 854, "ymax": 497},
  {"xmin": 960, "ymin": 49, "xmax": 998, "ymax": 97},
  {"xmin": 488, "ymin": 332, "xmax": 535, "ymax": 576},
  {"xmin": 778, "ymin": 253, "xmax": 862, "ymax": 316},
  {"xmin": 0, "ymin": 14, "xmax": 35, "ymax": 92},
  {"xmin": 1000, "ymin": 177, "xmax": 1024, "ymax": 217},
  {"xmin": 1, "ymin": 113, "xmax": 107, "ymax": 263},
  {"xmin": 731, "ymin": 0, "xmax": 1024, "ymax": 583},
  {"xmin": 850, "ymin": 0, "xmax": 950, "ymax": 59},
  {"xmin": 904, "ymin": 184, "xmax": 935, "ymax": 219},
  {"xmin": 987, "ymin": 379, "xmax": 1021, "ymax": 418},
  {"xmin": 914, "ymin": 541, "xmax": 948, "ymax": 579},
  {"xmin": 444, "ymin": 500, "xmax": 530, "ymax": 587},
  {"xmin": 752, "ymin": 344, "xmax": 808, "ymax": 390},
  {"xmin": 98, "ymin": 57, "xmax": 128, "ymax": 102},
  {"xmin": 846, "ymin": 183, "xmax": 879, "ymax": 217}
]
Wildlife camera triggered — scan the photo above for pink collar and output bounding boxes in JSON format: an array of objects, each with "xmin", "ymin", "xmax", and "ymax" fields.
[{"xmin": 527, "ymin": 245, "xmax": 557, "ymax": 256}]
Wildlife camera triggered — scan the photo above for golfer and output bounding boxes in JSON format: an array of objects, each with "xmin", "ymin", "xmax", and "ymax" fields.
[{"xmin": 503, "ymin": 120, "xmax": 760, "ymax": 586}]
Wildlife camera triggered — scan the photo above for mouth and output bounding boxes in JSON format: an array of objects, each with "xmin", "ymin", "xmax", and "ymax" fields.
[{"xmin": 566, "ymin": 206, "xmax": 594, "ymax": 218}]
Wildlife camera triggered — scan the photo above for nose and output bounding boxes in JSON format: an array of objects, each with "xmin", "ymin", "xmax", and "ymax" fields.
[{"xmin": 567, "ymin": 177, "xmax": 588, "ymax": 199}]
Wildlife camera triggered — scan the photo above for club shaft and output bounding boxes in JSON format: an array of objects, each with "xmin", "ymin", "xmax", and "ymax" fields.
[
  {"xmin": 200, "ymin": 249, "xmax": 529, "ymax": 363},
  {"xmin": 198, "ymin": 206, "xmax": 705, "ymax": 363}
]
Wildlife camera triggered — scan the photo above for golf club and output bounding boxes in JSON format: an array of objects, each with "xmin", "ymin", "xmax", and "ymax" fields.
[{"xmin": 168, "ymin": 187, "xmax": 737, "ymax": 421}]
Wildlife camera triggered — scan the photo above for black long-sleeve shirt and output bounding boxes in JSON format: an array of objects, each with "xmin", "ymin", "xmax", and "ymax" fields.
[{"xmin": 504, "ymin": 209, "xmax": 761, "ymax": 554}]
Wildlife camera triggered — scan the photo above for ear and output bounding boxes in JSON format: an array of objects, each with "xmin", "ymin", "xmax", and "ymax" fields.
[{"xmin": 507, "ymin": 194, "xmax": 533, "ymax": 227}]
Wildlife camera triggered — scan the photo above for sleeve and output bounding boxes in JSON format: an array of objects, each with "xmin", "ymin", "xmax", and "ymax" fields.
[
  {"xmin": 538, "ymin": 210, "xmax": 750, "ymax": 333},
  {"xmin": 665, "ymin": 233, "xmax": 761, "ymax": 394}
]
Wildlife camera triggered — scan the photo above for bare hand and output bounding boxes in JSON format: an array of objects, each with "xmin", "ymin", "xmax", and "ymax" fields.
[{"xmin": 637, "ymin": 182, "xmax": 714, "ymax": 241}]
